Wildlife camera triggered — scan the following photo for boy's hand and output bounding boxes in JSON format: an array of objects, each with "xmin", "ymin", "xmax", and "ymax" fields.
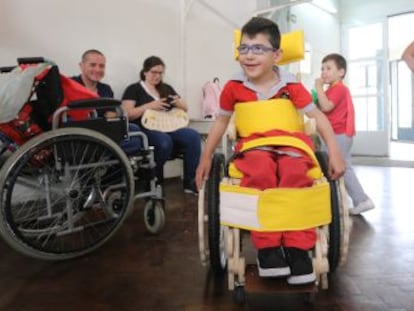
[
  {"xmin": 195, "ymin": 158, "xmax": 212, "ymax": 191},
  {"xmin": 328, "ymin": 152, "xmax": 345, "ymax": 180},
  {"xmin": 315, "ymin": 78, "xmax": 324, "ymax": 90}
]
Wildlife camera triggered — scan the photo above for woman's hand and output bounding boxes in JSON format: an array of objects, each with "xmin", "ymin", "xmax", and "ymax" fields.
[
  {"xmin": 168, "ymin": 95, "xmax": 188, "ymax": 111},
  {"xmin": 147, "ymin": 99, "xmax": 171, "ymax": 111}
]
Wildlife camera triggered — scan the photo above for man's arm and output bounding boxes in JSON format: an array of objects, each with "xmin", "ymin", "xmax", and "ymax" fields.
[{"xmin": 402, "ymin": 41, "xmax": 414, "ymax": 72}]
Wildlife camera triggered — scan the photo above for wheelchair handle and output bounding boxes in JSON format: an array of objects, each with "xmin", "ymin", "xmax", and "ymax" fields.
[
  {"xmin": 17, "ymin": 57, "xmax": 45, "ymax": 65},
  {"xmin": 0, "ymin": 66, "xmax": 16, "ymax": 73}
]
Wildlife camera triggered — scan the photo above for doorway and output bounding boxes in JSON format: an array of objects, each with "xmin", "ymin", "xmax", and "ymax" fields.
[
  {"xmin": 388, "ymin": 13, "xmax": 414, "ymax": 143},
  {"xmin": 344, "ymin": 22, "xmax": 388, "ymax": 156}
]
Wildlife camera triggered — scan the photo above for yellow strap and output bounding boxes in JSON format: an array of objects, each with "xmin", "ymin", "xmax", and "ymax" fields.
[
  {"xmin": 220, "ymin": 181, "xmax": 331, "ymax": 231},
  {"xmin": 239, "ymin": 135, "xmax": 322, "ymax": 179}
]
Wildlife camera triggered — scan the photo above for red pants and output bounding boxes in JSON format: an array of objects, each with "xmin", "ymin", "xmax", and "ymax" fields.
[{"xmin": 233, "ymin": 147, "xmax": 316, "ymax": 250}]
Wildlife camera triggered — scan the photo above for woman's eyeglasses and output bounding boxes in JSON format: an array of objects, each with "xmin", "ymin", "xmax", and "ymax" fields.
[
  {"xmin": 237, "ymin": 44, "xmax": 276, "ymax": 55},
  {"xmin": 149, "ymin": 70, "xmax": 164, "ymax": 75}
]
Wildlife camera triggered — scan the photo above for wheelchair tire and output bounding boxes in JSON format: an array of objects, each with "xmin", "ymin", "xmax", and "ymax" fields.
[
  {"xmin": 233, "ymin": 285, "xmax": 246, "ymax": 304},
  {"xmin": 0, "ymin": 128, "xmax": 134, "ymax": 260},
  {"xmin": 143, "ymin": 199, "xmax": 165, "ymax": 234},
  {"xmin": 207, "ymin": 153, "xmax": 227, "ymax": 276},
  {"xmin": 315, "ymin": 151, "xmax": 341, "ymax": 272}
]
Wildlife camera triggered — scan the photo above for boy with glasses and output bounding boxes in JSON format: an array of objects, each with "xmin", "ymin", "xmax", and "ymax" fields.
[{"xmin": 195, "ymin": 17, "xmax": 344, "ymax": 285}]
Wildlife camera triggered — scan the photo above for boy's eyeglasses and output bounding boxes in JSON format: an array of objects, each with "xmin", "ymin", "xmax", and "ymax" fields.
[{"xmin": 237, "ymin": 44, "xmax": 276, "ymax": 55}]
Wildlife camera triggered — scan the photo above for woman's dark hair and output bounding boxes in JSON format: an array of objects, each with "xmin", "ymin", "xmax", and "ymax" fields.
[
  {"xmin": 140, "ymin": 55, "xmax": 170, "ymax": 97},
  {"xmin": 241, "ymin": 17, "xmax": 281, "ymax": 49}
]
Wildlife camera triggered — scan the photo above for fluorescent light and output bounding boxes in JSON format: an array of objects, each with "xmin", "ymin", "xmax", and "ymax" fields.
[
  {"xmin": 311, "ymin": 0, "xmax": 338, "ymax": 14},
  {"xmin": 253, "ymin": 0, "xmax": 337, "ymax": 17},
  {"xmin": 253, "ymin": 0, "xmax": 312, "ymax": 17}
]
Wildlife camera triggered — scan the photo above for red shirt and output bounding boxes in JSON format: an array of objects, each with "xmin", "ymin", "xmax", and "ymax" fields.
[
  {"xmin": 220, "ymin": 80, "xmax": 312, "ymax": 112},
  {"xmin": 219, "ymin": 76, "xmax": 315, "ymax": 150},
  {"xmin": 324, "ymin": 81, "xmax": 355, "ymax": 136}
]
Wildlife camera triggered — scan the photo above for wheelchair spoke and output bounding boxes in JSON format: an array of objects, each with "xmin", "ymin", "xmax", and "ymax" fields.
[{"xmin": 0, "ymin": 128, "xmax": 134, "ymax": 259}]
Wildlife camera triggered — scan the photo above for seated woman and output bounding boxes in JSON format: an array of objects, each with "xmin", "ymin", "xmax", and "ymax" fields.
[{"xmin": 121, "ymin": 56, "xmax": 201, "ymax": 194}]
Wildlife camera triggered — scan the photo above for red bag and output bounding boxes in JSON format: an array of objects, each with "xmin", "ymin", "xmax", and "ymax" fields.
[
  {"xmin": 0, "ymin": 65, "xmax": 98, "ymax": 149},
  {"xmin": 0, "ymin": 101, "xmax": 43, "ymax": 146}
]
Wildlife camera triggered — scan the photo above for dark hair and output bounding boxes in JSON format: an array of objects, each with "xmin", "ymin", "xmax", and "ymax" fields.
[
  {"xmin": 140, "ymin": 56, "xmax": 170, "ymax": 97},
  {"xmin": 81, "ymin": 49, "xmax": 104, "ymax": 62},
  {"xmin": 241, "ymin": 17, "xmax": 281, "ymax": 49},
  {"xmin": 140, "ymin": 56, "xmax": 165, "ymax": 80},
  {"xmin": 322, "ymin": 53, "xmax": 347, "ymax": 78}
]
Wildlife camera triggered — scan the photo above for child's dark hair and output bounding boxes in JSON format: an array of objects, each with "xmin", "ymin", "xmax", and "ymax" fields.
[
  {"xmin": 241, "ymin": 17, "xmax": 281, "ymax": 49},
  {"xmin": 322, "ymin": 53, "xmax": 347, "ymax": 78}
]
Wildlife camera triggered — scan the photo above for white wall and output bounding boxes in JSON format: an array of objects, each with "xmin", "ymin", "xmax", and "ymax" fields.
[
  {"xmin": 0, "ymin": 0, "xmax": 256, "ymax": 119},
  {"xmin": 288, "ymin": 2, "xmax": 340, "ymax": 90}
]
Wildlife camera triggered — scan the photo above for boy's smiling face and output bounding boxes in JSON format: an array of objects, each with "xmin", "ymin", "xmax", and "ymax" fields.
[{"xmin": 239, "ymin": 33, "xmax": 282, "ymax": 83}]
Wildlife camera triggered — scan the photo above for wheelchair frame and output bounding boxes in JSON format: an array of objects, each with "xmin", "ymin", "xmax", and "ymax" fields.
[
  {"xmin": 198, "ymin": 141, "xmax": 351, "ymax": 304},
  {"xmin": 0, "ymin": 58, "xmax": 166, "ymax": 260}
]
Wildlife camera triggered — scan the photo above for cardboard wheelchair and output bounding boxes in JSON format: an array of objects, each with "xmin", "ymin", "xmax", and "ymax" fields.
[{"xmin": 197, "ymin": 30, "xmax": 351, "ymax": 303}]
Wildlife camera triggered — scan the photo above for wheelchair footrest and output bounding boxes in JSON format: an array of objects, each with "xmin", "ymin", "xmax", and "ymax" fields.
[{"xmin": 244, "ymin": 264, "xmax": 316, "ymax": 293}]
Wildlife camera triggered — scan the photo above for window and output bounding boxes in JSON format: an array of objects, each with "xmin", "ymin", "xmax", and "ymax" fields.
[{"xmin": 347, "ymin": 23, "xmax": 385, "ymax": 131}]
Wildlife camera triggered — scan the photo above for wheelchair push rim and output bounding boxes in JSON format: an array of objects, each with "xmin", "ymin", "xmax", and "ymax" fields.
[
  {"xmin": 201, "ymin": 153, "xmax": 227, "ymax": 275},
  {"xmin": 0, "ymin": 128, "xmax": 134, "ymax": 260}
]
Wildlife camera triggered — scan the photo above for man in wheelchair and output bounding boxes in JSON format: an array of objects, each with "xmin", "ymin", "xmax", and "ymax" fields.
[{"xmin": 196, "ymin": 17, "xmax": 344, "ymax": 285}]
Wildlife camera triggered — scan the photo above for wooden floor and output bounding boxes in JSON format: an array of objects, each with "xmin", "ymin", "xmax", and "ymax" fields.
[{"xmin": 1, "ymin": 165, "xmax": 414, "ymax": 311}]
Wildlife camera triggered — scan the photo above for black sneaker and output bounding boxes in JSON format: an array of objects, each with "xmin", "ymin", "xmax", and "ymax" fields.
[
  {"xmin": 184, "ymin": 180, "xmax": 198, "ymax": 195},
  {"xmin": 285, "ymin": 247, "xmax": 316, "ymax": 285},
  {"xmin": 256, "ymin": 247, "xmax": 290, "ymax": 278}
]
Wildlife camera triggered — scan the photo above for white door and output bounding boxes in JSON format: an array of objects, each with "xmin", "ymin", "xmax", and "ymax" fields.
[
  {"xmin": 344, "ymin": 22, "xmax": 389, "ymax": 156},
  {"xmin": 388, "ymin": 12, "xmax": 414, "ymax": 143}
]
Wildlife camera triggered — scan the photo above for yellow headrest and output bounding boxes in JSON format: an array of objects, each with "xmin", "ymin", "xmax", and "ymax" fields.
[{"xmin": 233, "ymin": 29, "xmax": 304, "ymax": 65}]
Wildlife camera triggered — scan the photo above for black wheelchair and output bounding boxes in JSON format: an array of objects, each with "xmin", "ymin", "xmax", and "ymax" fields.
[{"xmin": 0, "ymin": 58, "xmax": 165, "ymax": 260}]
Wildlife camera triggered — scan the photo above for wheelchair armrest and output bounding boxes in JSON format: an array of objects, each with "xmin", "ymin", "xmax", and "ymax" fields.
[
  {"xmin": 67, "ymin": 98, "xmax": 121, "ymax": 110},
  {"xmin": 52, "ymin": 99, "xmax": 125, "ymax": 130},
  {"xmin": 67, "ymin": 98, "xmax": 124, "ymax": 119}
]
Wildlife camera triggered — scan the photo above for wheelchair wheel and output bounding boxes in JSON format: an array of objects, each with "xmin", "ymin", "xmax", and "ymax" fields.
[
  {"xmin": 315, "ymin": 151, "xmax": 341, "ymax": 272},
  {"xmin": 0, "ymin": 128, "xmax": 134, "ymax": 260},
  {"xmin": 207, "ymin": 153, "xmax": 227, "ymax": 275},
  {"xmin": 143, "ymin": 199, "xmax": 165, "ymax": 234},
  {"xmin": 233, "ymin": 285, "xmax": 246, "ymax": 304}
]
